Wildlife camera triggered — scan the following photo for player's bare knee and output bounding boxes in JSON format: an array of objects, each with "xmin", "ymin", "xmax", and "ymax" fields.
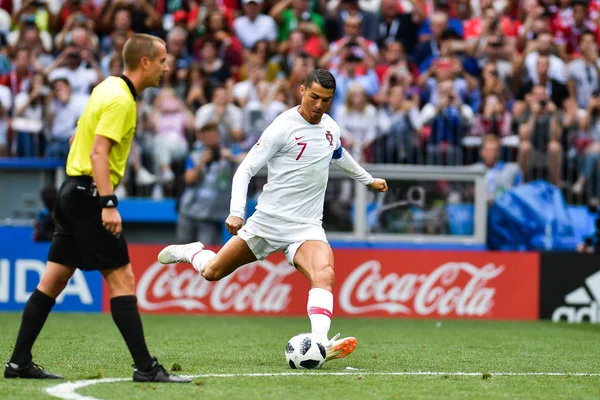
[{"xmin": 201, "ymin": 260, "xmax": 222, "ymax": 281}]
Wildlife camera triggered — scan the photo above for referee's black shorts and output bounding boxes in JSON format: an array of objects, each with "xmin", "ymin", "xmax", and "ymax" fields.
[{"xmin": 48, "ymin": 176, "xmax": 130, "ymax": 271}]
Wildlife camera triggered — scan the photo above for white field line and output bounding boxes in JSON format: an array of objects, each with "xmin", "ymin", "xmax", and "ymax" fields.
[{"xmin": 45, "ymin": 371, "xmax": 600, "ymax": 400}]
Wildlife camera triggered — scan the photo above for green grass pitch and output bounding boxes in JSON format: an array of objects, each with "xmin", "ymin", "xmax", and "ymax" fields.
[{"xmin": 1, "ymin": 313, "xmax": 599, "ymax": 399}]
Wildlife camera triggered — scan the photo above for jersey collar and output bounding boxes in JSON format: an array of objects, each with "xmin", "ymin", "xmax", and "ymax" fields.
[{"xmin": 119, "ymin": 75, "xmax": 137, "ymax": 99}]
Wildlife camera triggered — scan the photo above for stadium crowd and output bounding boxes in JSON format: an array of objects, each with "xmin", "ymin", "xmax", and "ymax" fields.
[{"xmin": 0, "ymin": 0, "xmax": 599, "ymax": 206}]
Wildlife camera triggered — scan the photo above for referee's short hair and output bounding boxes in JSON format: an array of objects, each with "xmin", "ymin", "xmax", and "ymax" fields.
[{"xmin": 122, "ymin": 34, "xmax": 166, "ymax": 71}]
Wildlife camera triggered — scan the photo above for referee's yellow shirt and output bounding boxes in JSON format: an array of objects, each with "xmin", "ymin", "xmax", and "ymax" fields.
[{"xmin": 66, "ymin": 76, "xmax": 137, "ymax": 187}]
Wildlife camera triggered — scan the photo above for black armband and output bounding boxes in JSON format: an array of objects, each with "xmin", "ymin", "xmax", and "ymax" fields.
[{"xmin": 99, "ymin": 195, "xmax": 118, "ymax": 208}]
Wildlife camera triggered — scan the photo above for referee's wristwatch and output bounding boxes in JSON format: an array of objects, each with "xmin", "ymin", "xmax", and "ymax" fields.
[{"xmin": 99, "ymin": 195, "xmax": 118, "ymax": 208}]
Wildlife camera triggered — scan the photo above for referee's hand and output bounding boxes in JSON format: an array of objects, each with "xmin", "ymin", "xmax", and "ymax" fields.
[
  {"xmin": 225, "ymin": 215, "xmax": 243, "ymax": 236},
  {"xmin": 102, "ymin": 208, "xmax": 122, "ymax": 237}
]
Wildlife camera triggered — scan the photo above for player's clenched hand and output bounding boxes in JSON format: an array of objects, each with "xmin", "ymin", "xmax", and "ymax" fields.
[
  {"xmin": 368, "ymin": 178, "xmax": 388, "ymax": 192},
  {"xmin": 102, "ymin": 208, "xmax": 122, "ymax": 237},
  {"xmin": 225, "ymin": 215, "xmax": 243, "ymax": 235}
]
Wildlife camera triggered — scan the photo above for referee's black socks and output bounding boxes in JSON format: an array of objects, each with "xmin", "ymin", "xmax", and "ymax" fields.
[
  {"xmin": 10, "ymin": 289, "xmax": 55, "ymax": 367},
  {"xmin": 110, "ymin": 295, "xmax": 154, "ymax": 372}
]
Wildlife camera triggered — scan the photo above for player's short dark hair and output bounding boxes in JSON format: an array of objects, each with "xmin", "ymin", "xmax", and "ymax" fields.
[{"xmin": 303, "ymin": 69, "xmax": 336, "ymax": 92}]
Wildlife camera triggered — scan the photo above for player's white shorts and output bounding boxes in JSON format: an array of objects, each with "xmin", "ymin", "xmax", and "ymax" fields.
[{"xmin": 237, "ymin": 210, "xmax": 328, "ymax": 266}]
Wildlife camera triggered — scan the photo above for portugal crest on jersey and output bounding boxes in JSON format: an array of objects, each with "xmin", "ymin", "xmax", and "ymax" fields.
[{"xmin": 325, "ymin": 131, "xmax": 333, "ymax": 146}]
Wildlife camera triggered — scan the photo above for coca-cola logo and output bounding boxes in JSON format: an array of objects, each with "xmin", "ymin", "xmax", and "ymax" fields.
[
  {"xmin": 137, "ymin": 260, "xmax": 296, "ymax": 313},
  {"xmin": 339, "ymin": 261, "xmax": 505, "ymax": 316}
]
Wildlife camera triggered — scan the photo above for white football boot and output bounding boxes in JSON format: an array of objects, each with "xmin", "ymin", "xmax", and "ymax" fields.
[
  {"xmin": 325, "ymin": 333, "xmax": 358, "ymax": 361},
  {"xmin": 157, "ymin": 242, "xmax": 204, "ymax": 265}
]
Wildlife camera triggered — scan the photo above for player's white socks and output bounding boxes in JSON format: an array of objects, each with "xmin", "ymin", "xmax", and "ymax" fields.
[
  {"xmin": 185, "ymin": 249, "xmax": 216, "ymax": 274},
  {"xmin": 307, "ymin": 288, "xmax": 333, "ymax": 345}
]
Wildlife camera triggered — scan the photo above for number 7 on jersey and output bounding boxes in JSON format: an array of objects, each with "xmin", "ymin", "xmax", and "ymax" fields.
[{"xmin": 296, "ymin": 141, "xmax": 307, "ymax": 160}]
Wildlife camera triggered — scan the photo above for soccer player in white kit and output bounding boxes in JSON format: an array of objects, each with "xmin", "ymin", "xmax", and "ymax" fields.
[{"xmin": 158, "ymin": 69, "xmax": 388, "ymax": 362}]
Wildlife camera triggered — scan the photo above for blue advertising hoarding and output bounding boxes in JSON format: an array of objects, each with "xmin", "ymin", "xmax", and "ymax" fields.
[{"xmin": 0, "ymin": 227, "xmax": 103, "ymax": 312}]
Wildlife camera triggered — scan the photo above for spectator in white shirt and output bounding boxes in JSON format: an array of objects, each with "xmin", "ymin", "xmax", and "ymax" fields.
[
  {"xmin": 334, "ymin": 83, "xmax": 378, "ymax": 162},
  {"xmin": 44, "ymin": 78, "xmax": 88, "ymax": 159},
  {"xmin": 46, "ymin": 46, "xmax": 102, "ymax": 95},
  {"xmin": 520, "ymin": 31, "xmax": 567, "ymax": 84},
  {"xmin": 233, "ymin": 0, "xmax": 278, "ymax": 51},
  {"xmin": 195, "ymin": 85, "xmax": 244, "ymax": 147}
]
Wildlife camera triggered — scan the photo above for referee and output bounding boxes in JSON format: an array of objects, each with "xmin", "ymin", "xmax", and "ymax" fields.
[{"xmin": 4, "ymin": 34, "xmax": 190, "ymax": 383}]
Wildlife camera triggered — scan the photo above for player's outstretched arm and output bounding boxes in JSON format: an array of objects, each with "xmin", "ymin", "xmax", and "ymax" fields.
[
  {"xmin": 331, "ymin": 146, "xmax": 387, "ymax": 191},
  {"xmin": 229, "ymin": 125, "xmax": 285, "ymax": 224}
]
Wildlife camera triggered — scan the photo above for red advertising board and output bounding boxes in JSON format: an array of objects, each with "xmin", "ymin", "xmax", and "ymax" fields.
[{"xmin": 104, "ymin": 245, "xmax": 539, "ymax": 320}]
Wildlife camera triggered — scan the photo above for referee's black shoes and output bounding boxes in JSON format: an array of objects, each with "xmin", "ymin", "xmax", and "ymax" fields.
[
  {"xmin": 133, "ymin": 358, "xmax": 192, "ymax": 383},
  {"xmin": 4, "ymin": 362, "xmax": 63, "ymax": 379}
]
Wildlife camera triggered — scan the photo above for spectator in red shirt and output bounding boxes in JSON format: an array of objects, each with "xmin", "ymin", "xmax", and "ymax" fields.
[
  {"xmin": 554, "ymin": 0, "xmax": 599, "ymax": 58},
  {"xmin": 0, "ymin": 47, "xmax": 32, "ymax": 96}
]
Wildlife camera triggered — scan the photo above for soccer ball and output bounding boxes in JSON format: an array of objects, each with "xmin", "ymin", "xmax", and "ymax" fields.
[{"xmin": 285, "ymin": 333, "xmax": 326, "ymax": 369}]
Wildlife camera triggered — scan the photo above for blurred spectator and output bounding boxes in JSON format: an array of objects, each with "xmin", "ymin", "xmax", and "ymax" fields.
[
  {"xmin": 572, "ymin": 92, "xmax": 600, "ymax": 201},
  {"xmin": 270, "ymin": 0, "xmax": 325, "ymax": 43},
  {"xmin": 567, "ymin": 31, "xmax": 600, "ymax": 111},
  {"xmin": 417, "ymin": 35, "xmax": 480, "ymax": 112},
  {"xmin": 167, "ymin": 27, "xmax": 194, "ymax": 70},
  {"xmin": 554, "ymin": 0, "xmax": 599, "ymax": 58},
  {"xmin": 99, "ymin": 7, "xmax": 132, "ymax": 55},
  {"xmin": 44, "ymin": 78, "xmax": 88, "ymax": 159},
  {"xmin": 420, "ymin": 79, "xmax": 474, "ymax": 165},
  {"xmin": 13, "ymin": 23, "xmax": 54, "ymax": 70},
  {"xmin": 185, "ymin": 63, "xmax": 209, "ymax": 113},
  {"xmin": 516, "ymin": 84, "xmax": 563, "ymax": 185},
  {"xmin": 325, "ymin": 0, "xmax": 378, "ymax": 43},
  {"xmin": 335, "ymin": 83, "xmax": 377, "ymax": 162},
  {"xmin": 54, "ymin": 12, "xmax": 98, "ymax": 52},
  {"xmin": 99, "ymin": 0, "xmax": 160, "ymax": 34},
  {"xmin": 233, "ymin": 0, "xmax": 278, "ymax": 50},
  {"xmin": 100, "ymin": 30, "xmax": 127, "ymax": 78},
  {"xmin": 107, "ymin": 55, "xmax": 124, "ymax": 77},
  {"xmin": 33, "ymin": 185, "xmax": 56, "ymax": 242},
  {"xmin": 413, "ymin": 10, "xmax": 451, "ymax": 69},
  {"xmin": 55, "ymin": 0, "xmax": 100, "ymax": 32},
  {"xmin": 46, "ymin": 45, "xmax": 102, "ymax": 95},
  {"xmin": 0, "ymin": 81, "xmax": 11, "ymax": 156},
  {"xmin": 194, "ymin": 85, "xmax": 243, "ymax": 146},
  {"xmin": 149, "ymin": 89, "xmax": 195, "ymax": 198},
  {"xmin": 480, "ymin": 62, "xmax": 511, "ymax": 104},
  {"xmin": 8, "ymin": 2, "xmax": 53, "ymax": 52},
  {"xmin": 477, "ymin": 134, "xmax": 523, "ymax": 204},
  {"xmin": 471, "ymin": 94, "xmax": 515, "ymax": 143},
  {"xmin": 13, "ymin": 71, "xmax": 50, "ymax": 157},
  {"xmin": 374, "ymin": 41, "xmax": 416, "ymax": 98},
  {"xmin": 417, "ymin": 3, "xmax": 464, "ymax": 42},
  {"xmin": 320, "ymin": 15, "xmax": 379, "ymax": 71},
  {"xmin": 0, "ymin": 47, "xmax": 32, "ymax": 96},
  {"xmin": 375, "ymin": 84, "xmax": 421, "ymax": 164},
  {"xmin": 240, "ymin": 39, "xmax": 282, "ymax": 81},
  {"xmin": 198, "ymin": 39, "xmax": 233, "ymax": 87},
  {"xmin": 517, "ymin": 31, "xmax": 567, "ymax": 84},
  {"xmin": 233, "ymin": 60, "xmax": 269, "ymax": 107},
  {"xmin": 515, "ymin": 54, "xmax": 572, "ymax": 113},
  {"xmin": 177, "ymin": 122, "xmax": 245, "ymax": 244},
  {"xmin": 376, "ymin": 0, "xmax": 419, "ymax": 54},
  {"xmin": 189, "ymin": 0, "xmax": 235, "ymax": 37},
  {"xmin": 287, "ymin": 52, "xmax": 317, "ymax": 104},
  {"xmin": 329, "ymin": 52, "xmax": 379, "ymax": 117},
  {"xmin": 193, "ymin": 9, "xmax": 243, "ymax": 68}
]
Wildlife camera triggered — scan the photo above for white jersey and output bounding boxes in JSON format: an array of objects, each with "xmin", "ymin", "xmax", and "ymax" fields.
[{"xmin": 230, "ymin": 106, "xmax": 373, "ymax": 226}]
